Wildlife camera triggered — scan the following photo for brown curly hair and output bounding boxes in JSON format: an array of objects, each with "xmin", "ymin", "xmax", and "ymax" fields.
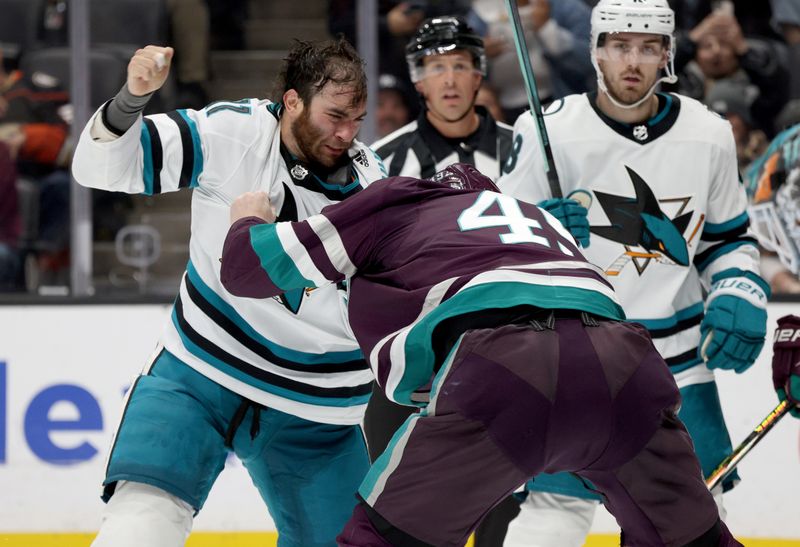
[{"xmin": 275, "ymin": 36, "xmax": 367, "ymax": 108}]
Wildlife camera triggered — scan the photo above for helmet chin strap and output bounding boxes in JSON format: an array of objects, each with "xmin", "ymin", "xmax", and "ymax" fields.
[{"xmin": 591, "ymin": 52, "xmax": 678, "ymax": 110}]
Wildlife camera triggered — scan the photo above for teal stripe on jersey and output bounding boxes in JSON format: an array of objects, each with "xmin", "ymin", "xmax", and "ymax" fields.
[
  {"xmin": 140, "ymin": 124, "xmax": 155, "ymax": 195},
  {"xmin": 648, "ymin": 93, "xmax": 673, "ymax": 126},
  {"xmin": 703, "ymin": 211, "xmax": 749, "ymax": 235},
  {"xmin": 695, "ymin": 240, "xmax": 758, "ymax": 272},
  {"xmin": 629, "ymin": 302, "xmax": 704, "ymax": 330},
  {"xmin": 250, "ymin": 223, "xmax": 316, "ymax": 291},
  {"xmin": 177, "ymin": 109, "xmax": 203, "ymax": 187},
  {"xmin": 359, "ymin": 409, "xmax": 425, "ymax": 504},
  {"xmin": 313, "ymin": 173, "xmax": 362, "ymax": 193},
  {"xmin": 371, "ymin": 149, "xmax": 388, "ymax": 177},
  {"xmin": 170, "ymin": 307, "xmax": 371, "ymax": 408},
  {"xmin": 393, "ymin": 282, "xmax": 624, "ymax": 404},
  {"xmin": 186, "ymin": 261, "xmax": 363, "ymax": 364}
]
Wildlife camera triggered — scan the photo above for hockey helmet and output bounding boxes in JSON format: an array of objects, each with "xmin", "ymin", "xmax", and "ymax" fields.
[
  {"xmin": 429, "ymin": 163, "xmax": 499, "ymax": 192},
  {"xmin": 590, "ymin": 0, "xmax": 677, "ymax": 108},
  {"xmin": 745, "ymin": 124, "xmax": 800, "ymax": 275},
  {"xmin": 405, "ymin": 16, "xmax": 487, "ymax": 83}
]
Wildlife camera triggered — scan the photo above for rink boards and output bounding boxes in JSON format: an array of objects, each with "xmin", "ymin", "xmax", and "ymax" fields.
[{"xmin": 0, "ymin": 303, "xmax": 798, "ymax": 544}]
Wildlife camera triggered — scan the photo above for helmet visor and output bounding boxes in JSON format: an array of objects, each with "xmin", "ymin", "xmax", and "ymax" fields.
[{"xmin": 595, "ymin": 34, "xmax": 668, "ymax": 64}]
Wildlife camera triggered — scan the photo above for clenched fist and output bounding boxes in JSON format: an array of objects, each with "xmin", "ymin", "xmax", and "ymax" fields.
[
  {"xmin": 128, "ymin": 45, "xmax": 174, "ymax": 97},
  {"xmin": 230, "ymin": 191, "xmax": 276, "ymax": 225}
]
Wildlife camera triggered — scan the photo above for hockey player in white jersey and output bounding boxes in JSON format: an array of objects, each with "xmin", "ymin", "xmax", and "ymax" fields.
[
  {"xmin": 498, "ymin": 1, "xmax": 768, "ymax": 545},
  {"xmin": 71, "ymin": 39, "xmax": 386, "ymax": 547}
]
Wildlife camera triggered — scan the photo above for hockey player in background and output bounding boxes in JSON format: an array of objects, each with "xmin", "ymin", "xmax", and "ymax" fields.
[
  {"xmin": 220, "ymin": 162, "xmax": 744, "ymax": 547},
  {"xmin": 745, "ymin": 121, "xmax": 800, "ymax": 293},
  {"xmin": 745, "ymin": 122, "xmax": 800, "ymax": 417},
  {"xmin": 71, "ymin": 39, "xmax": 386, "ymax": 547},
  {"xmin": 498, "ymin": 0, "xmax": 768, "ymax": 544}
]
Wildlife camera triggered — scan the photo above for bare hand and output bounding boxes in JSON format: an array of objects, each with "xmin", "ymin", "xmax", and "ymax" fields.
[
  {"xmin": 715, "ymin": 14, "xmax": 748, "ymax": 55},
  {"xmin": 127, "ymin": 45, "xmax": 174, "ymax": 97},
  {"xmin": 387, "ymin": 3, "xmax": 425, "ymax": 36},
  {"xmin": 483, "ymin": 36, "xmax": 509, "ymax": 59},
  {"xmin": 0, "ymin": 123, "xmax": 25, "ymax": 159},
  {"xmin": 530, "ymin": 0, "xmax": 551, "ymax": 32},
  {"xmin": 230, "ymin": 191, "xmax": 276, "ymax": 225}
]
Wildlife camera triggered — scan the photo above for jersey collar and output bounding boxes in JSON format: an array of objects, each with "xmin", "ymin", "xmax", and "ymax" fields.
[
  {"xmin": 279, "ymin": 142, "xmax": 363, "ymax": 201},
  {"xmin": 587, "ymin": 92, "xmax": 681, "ymax": 145},
  {"xmin": 417, "ymin": 105, "xmax": 501, "ymax": 162}
]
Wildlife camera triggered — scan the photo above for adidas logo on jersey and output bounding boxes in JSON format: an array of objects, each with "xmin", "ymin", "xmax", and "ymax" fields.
[{"xmin": 353, "ymin": 149, "xmax": 370, "ymax": 168}]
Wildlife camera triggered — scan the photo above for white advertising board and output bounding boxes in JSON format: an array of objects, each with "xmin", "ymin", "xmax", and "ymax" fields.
[
  {"xmin": 0, "ymin": 305, "xmax": 274, "ymax": 533},
  {"xmin": 0, "ymin": 303, "xmax": 798, "ymax": 539}
]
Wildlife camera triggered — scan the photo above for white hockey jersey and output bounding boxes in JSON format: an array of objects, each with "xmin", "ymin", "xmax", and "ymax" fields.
[
  {"xmin": 72, "ymin": 99, "xmax": 387, "ymax": 425},
  {"xmin": 499, "ymin": 92, "xmax": 761, "ymax": 376}
]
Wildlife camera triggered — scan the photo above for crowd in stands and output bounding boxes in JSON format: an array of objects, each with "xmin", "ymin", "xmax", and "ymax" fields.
[{"xmin": 1, "ymin": 0, "xmax": 799, "ymax": 294}]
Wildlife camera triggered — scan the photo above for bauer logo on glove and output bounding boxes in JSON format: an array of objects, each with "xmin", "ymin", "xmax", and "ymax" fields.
[{"xmin": 772, "ymin": 314, "xmax": 800, "ymax": 418}]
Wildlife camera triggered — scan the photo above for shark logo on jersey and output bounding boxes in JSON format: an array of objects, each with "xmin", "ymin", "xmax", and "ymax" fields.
[
  {"xmin": 633, "ymin": 125, "xmax": 649, "ymax": 141},
  {"xmin": 275, "ymin": 289, "xmax": 305, "ymax": 314},
  {"xmin": 591, "ymin": 166, "xmax": 693, "ymax": 276}
]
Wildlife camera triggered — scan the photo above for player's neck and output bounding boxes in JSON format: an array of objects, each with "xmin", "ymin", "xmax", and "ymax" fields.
[
  {"xmin": 425, "ymin": 109, "xmax": 480, "ymax": 139},
  {"xmin": 279, "ymin": 119, "xmax": 307, "ymax": 163},
  {"xmin": 597, "ymin": 92, "xmax": 659, "ymax": 125}
]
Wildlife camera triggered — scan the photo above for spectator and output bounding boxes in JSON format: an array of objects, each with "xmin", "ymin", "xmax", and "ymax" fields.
[
  {"xmin": 0, "ymin": 142, "xmax": 21, "ymax": 291},
  {"xmin": 674, "ymin": 6, "xmax": 790, "ymax": 136},
  {"xmin": 471, "ymin": 0, "xmax": 594, "ymax": 122},
  {"xmin": 476, "ymin": 83, "xmax": 505, "ymax": 123},
  {"xmin": 0, "ymin": 46, "xmax": 71, "ymax": 280},
  {"xmin": 671, "ymin": 1, "xmax": 778, "ymax": 40},
  {"xmin": 207, "ymin": 0, "xmax": 247, "ymax": 50},
  {"xmin": 37, "ymin": 0, "xmax": 212, "ymax": 110},
  {"xmin": 773, "ymin": 0, "xmax": 800, "ymax": 46},
  {"xmin": 376, "ymin": 73, "xmax": 413, "ymax": 138},
  {"xmin": 772, "ymin": 0, "xmax": 800, "ymax": 99},
  {"xmin": 167, "ymin": 0, "xmax": 210, "ymax": 109},
  {"xmin": 705, "ymin": 79, "xmax": 768, "ymax": 170}
]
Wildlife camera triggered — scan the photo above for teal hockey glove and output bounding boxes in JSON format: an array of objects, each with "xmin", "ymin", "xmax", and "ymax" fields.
[
  {"xmin": 699, "ymin": 270, "xmax": 769, "ymax": 374},
  {"xmin": 772, "ymin": 315, "xmax": 800, "ymax": 418},
  {"xmin": 537, "ymin": 198, "xmax": 590, "ymax": 247}
]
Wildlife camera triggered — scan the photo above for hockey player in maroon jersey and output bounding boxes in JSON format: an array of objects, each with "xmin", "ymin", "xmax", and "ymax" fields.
[{"xmin": 220, "ymin": 163, "xmax": 742, "ymax": 547}]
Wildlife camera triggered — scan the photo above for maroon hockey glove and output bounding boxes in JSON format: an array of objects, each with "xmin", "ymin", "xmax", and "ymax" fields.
[{"xmin": 772, "ymin": 314, "xmax": 800, "ymax": 418}]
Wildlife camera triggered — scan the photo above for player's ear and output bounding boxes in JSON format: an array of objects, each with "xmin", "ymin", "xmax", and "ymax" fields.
[{"xmin": 283, "ymin": 89, "xmax": 302, "ymax": 114}]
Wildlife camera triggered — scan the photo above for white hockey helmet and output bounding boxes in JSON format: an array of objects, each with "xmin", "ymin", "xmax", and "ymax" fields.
[{"xmin": 591, "ymin": 0, "xmax": 678, "ymax": 109}]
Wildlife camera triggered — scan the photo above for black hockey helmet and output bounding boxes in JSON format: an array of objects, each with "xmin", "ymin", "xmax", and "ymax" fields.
[
  {"xmin": 429, "ymin": 163, "xmax": 499, "ymax": 192},
  {"xmin": 405, "ymin": 16, "xmax": 487, "ymax": 83}
]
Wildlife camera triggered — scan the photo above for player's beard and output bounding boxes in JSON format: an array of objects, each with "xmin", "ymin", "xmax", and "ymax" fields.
[
  {"xmin": 603, "ymin": 66, "xmax": 656, "ymax": 107},
  {"xmin": 291, "ymin": 107, "xmax": 348, "ymax": 169}
]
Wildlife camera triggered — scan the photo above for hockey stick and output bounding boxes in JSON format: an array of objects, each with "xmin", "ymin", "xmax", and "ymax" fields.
[
  {"xmin": 503, "ymin": 0, "xmax": 563, "ymax": 199},
  {"xmin": 705, "ymin": 399, "xmax": 791, "ymax": 491}
]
